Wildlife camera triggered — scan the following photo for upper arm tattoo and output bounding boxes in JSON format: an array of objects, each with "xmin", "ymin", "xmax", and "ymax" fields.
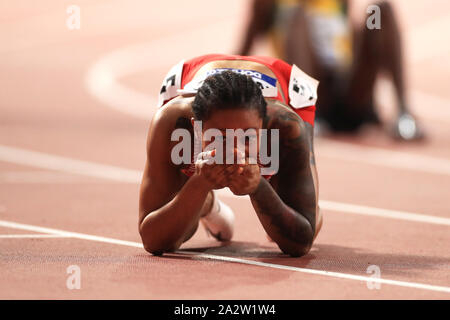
[{"xmin": 268, "ymin": 107, "xmax": 317, "ymax": 231}]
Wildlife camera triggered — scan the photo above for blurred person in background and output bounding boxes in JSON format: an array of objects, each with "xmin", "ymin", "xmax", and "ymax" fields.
[{"xmin": 238, "ymin": 0, "xmax": 424, "ymax": 140}]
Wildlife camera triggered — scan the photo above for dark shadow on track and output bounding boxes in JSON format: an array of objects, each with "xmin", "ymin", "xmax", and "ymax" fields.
[
  {"xmin": 257, "ymin": 243, "xmax": 450, "ymax": 279},
  {"xmin": 173, "ymin": 241, "xmax": 450, "ymax": 281}
]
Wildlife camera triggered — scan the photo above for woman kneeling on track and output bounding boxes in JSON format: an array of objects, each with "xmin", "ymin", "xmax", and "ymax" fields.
[{"xmin": 139, "ymin": 54, "xmax": 321, "ymax": 257}]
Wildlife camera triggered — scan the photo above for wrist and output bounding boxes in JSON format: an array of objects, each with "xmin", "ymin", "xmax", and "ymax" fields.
[
  {"xmin": 189, "ymin": 173, "xmax": 214, "ymax": 194},
  {"xmin": 249, "ymin": 174, "xmax": 264, "ymax": 197}
]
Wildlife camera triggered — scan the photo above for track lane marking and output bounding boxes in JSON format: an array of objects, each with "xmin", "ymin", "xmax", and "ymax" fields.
[
  {"xmin": 175, "ymin": 251, "xmax": 450, "ymax": 294},
  {"xmin": 320, "ymin": 200, "xmax": 450, "ymax": 226},
  {"xmin": 0, "ymin": 144, "xmax": 141, "ymax": 183},
  {"xmin": 1, "ymin": 144, "xmax": 449, "ymax": 226},
  {"xmin": 0, "ymin": 170, "xmax": 102, "ymax": 184},
  {"xmin": 317, "ymin": 139, "xmax": 450, "ymax": 177},
  {"xmin": 217, "ymin": 189, "xmax": 450, "ymax": 226},
  {"xmin": 0, "ymin": 220, "xmax": 143, "ymax": 248},
  {"xmin": 0, "ymin": 234, "xmax": 71, "ymax": 239},
  {"xmin": 0, "ymin": 219, "xmax": 449, "ymax": 294}
]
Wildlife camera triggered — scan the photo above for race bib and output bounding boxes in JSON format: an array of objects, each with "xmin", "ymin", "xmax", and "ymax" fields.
[
  {"xmin": 288, "ymin": 65, "xmax": 319, "ymax": 109},
  {"xmin": 158, "ymin": 60, "xmax": 184, "ymax": 107},
  {"xmin": 178, "ymin": 68, "xmax": 278, "ymax": 98}
]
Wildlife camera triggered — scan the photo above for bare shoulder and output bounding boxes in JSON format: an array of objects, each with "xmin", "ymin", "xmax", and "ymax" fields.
[
  {"xmin": 147, "ymin": 97, "xmax": 194, "ymax": 144},
  {"xmin": 152, "ymin": 96, "xmax": 194, "ymax": 128}
]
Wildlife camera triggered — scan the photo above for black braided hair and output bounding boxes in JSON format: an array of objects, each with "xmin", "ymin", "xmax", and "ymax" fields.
[{"xmin": 192, "ymin": 70, "xmax": 267, "ymax": 121}]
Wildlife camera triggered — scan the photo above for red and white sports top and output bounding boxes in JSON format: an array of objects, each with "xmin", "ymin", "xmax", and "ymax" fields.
[{"xmin": 157, "ymin": 54, "xmax": 319, "ymax": 127}]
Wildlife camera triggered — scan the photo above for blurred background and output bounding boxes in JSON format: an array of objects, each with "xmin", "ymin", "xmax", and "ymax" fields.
[{"xmin": 1, "ymin": 1, "xmax": 449, "ymax": 159}]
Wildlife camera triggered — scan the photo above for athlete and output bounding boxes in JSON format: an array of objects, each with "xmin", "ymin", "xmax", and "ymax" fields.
[
  {"xmin": 238, "ymin": 0, "xmax": 424, "ymax": 140},
  {"xmin": 139, "ymin": 54, "xmax": 321, "ymax": 257}
]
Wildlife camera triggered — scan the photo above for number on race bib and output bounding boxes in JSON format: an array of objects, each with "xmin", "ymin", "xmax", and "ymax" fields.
[
  {"xmin": 157, "ymin": 60, "xmax": 184, "ymax": 107},
  {"xmin": 288, "ymin": 65, "xmax": 319, "ymax": 109}
]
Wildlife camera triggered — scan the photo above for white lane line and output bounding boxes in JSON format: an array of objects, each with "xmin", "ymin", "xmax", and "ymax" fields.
[
  {"xmin": 5, "ymin": 140, "xmax": 449, "ymax": 186},
  {"xmin": 375, "ymin": 79, "xmax": 450, "ymax": 126},
  {"xmin": 217, "ymin": 189, "xmax": 450, "ymax": 226},
  {"xmin": 0, "ymin": 220, "xmax": 142, "ymax": 248},
  {"xmin": 0, "ymin": 145, "xmax": 141, "ymax": 183},
  {"xmin": 1, "ymin": 143, "xmax": 449, "ymax": 227},
  {"xmin": 175, "ymin": 251, "xmax": 450, "ymax": 294},
  {"xmin": 0, "ymin": 171, "xmax": 100, "ymax": 184},
  {"xmin": 320, "ymin": 200, "xmax": 450, "ymax": 226},
  {"xmin": 0, "ymin": 234, "xmax": 71, "ymax": 239},
  {"xmin": 317, "ymin": 139, "xmax": 450, "ymax": 177},
  {"xmin": 0, "ymin": 219, "xmax": 449, "ymax": 294}
]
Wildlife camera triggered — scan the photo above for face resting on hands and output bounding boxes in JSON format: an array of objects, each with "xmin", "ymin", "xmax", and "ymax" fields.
[{"xmin": 201, "ymin": 108, "xmax": 263, "ymax": 195}]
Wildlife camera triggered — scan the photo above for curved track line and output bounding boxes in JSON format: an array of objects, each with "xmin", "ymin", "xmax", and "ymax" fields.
[
  {"xmin": 85, "ymin": 21, "xmax": 237, "ymax": 120},
  {"xmin": 0, "ymin": 144, "xmax": 141, "ymax": 183},
  {"xmin": 317, "ymin": 140, "xmax": 450, "ymax": 177},
  {"xmin": 320, "ymin": 200, "xmax": 450, "ymax": 226},
  {"xmin": 0, "ymin": 234, "xmax": 70, "ymax": 239}
]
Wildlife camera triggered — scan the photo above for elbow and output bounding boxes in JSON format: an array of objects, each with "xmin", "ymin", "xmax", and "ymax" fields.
[
  {"xmin": 141, "ymin": 237, "xmax": 181, "ymax": 256},
  {"xmin": 279, "ymin": 237, "xmax": 313, "ymax": 258},
  {"xmin": 139, "ymin": 216, "xmax": 163, "ymax": 255},
  {"xmin": 287, "ymin": 243, "xmax": 312, "ymax": 257},
  {"xmin": 282, "ymin": 243, "xmax": 312, "ymax": 258},
  {"xmin": 141, "ymin": 236, "xmax": 164, "ymax": 256},
  {"xmin": 139, "ymin": 223, "xmax": 180, "ymax": 256}
]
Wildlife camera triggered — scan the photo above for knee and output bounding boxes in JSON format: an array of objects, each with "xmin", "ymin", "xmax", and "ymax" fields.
[
  {"xmin": 278, "ymin": 237, "xmax": 313, "ymax": 257},
  {"xmin": 142, "ymin": 241, "xmax": 164, "ymax": 256}
]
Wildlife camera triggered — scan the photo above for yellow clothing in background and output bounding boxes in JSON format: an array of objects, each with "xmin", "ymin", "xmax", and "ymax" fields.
[{"xmin": 270, "ymin": 0, "xmax": 353, "ymax": 71}]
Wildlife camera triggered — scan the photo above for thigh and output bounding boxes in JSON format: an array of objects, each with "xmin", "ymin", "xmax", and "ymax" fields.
[
  {"xmin": 284, "ymin": 6, "xmax": 319, "ymax": 77},
  {"xmin": 345, "ymin": 22, "xmax": 379, "ymax": 108}
]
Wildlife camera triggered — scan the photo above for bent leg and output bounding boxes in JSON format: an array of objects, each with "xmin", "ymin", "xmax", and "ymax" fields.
[
  {"xmin": 284, "ymin": 6, "xmax": 337, "ymax": 123},
  {"xmin": 346, "ymin": 1, "xmax": 407, "ymax": 117},
  {"xmin": 237, "ymin": 0, "xmax": 276, "ymax": 56},
  {"xmin": 284, "ymin": 6, "xmax": 317, "ymax": 76}
]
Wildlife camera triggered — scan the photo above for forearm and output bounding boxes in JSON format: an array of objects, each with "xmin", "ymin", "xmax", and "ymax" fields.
[
  {"xmin": 250, "ymin": 178, "xmax": 314, "ymax": 256},
  {"xmin": 139, "ymin": 175, "xmax": 210, "ymax": 254}
]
